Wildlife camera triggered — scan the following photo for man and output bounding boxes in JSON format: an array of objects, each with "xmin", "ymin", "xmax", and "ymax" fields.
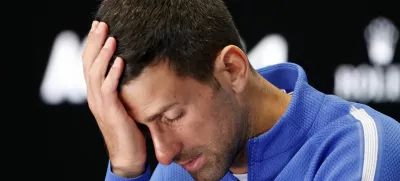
[{"xmin": 82, "ymin": 0, "xmax": 400, "ymax": 180}]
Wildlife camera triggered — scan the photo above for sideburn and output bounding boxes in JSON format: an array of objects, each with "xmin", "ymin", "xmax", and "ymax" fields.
[{"xmin": 210, "ymin": 76, "xmax": 222, "ymax": 92}]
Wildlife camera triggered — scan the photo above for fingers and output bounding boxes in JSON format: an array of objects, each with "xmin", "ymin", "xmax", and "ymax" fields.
[
  {"xmin": 89, "ymin": 37, "xmax": 117, "ymax": 110},
  {"xmin": 90, "ymin": 37, "xmax": 117, "ymax": 88},
  {"xmin": 82, "ymin": 21, "xmax": 109, "ymax": 82},
  {"xmin": 102, "ymin": 57, "xmax": 124, "ymax": 101}
]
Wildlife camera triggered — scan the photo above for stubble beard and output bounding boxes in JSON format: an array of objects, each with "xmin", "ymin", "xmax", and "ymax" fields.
[{"xmin": 190, "ymin": 96, "xmax": 250, "ymax": 180}]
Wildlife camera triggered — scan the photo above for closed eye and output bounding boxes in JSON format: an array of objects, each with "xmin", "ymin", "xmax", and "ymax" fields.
[{"xmin": 163, "ymin": 112, "xmax": 184, "ymax": 124}]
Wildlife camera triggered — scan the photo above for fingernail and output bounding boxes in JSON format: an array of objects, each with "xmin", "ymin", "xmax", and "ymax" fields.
[
  {"xmin": 113, "ymin": 57, "xmax": 121, "ymax": 67},
  {"xmin": 90, "ymin": 21, "xmax": 99, "ymax": 32},
  {"xmin": 104, "ymin": 37, "xmax": 113, "ymax": 48},
  {"xmin": 96, "ymin": 22, "xmax": 104, "ymax": 33}
]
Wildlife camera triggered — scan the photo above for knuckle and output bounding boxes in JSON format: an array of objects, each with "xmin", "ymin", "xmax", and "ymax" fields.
[
  {"xmin": 101, "ymin": 46, "xmax": 111, "ymax": 55},
  {"xmin": 101, "ymin": 85, "xmax": 111, "ymax": 95},
  {"xmin": 90, "ymin": 29, "xmax": 100, "ymax": 36},
  {"xmin": 87, "ymin": 74, "xmax": 97, "ymax": 87},
  {"xmin": 87, "ymin": 98, "xmax": 98, "ymax": 112},
  {"xmin": 88, "ymin": 102, "xmax": 96, "ymax": 112},
  {"xmin": 86, "ymin": 77, "xmax": 92, "ymax": 86},
  {"xmin": 89, "ymin": 68, "xmax": 97, "ymax": 77}
]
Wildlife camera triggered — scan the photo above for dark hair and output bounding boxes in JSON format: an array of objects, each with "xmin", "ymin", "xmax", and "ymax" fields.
[{"xmin": 95, "ymin": 0, "xmax": 247, "ymax": 89}]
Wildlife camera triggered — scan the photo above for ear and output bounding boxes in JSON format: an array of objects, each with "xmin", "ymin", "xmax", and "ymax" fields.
[{"xmin": 214, "ymin": 45, "xmax": 249, "ymax": 93}]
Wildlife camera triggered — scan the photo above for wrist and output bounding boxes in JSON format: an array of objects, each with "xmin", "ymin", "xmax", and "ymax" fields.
[{"xmin": 110, "ymin": 160, "xmax": 146, "ymax": 178}]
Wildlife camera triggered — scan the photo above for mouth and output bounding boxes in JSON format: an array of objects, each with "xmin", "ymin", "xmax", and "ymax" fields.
[{"xmin": 178, "ymin": 153, "xmax": 206, "ymax": 172}]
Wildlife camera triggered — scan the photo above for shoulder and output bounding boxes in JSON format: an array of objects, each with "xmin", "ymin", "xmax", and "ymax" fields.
[
  {"xmin": 310, "ymin": 98, "xmax": 400, "ymax": 181},
  {"xmin": 302, "ymin": 103, "xmax": 370, "ymax": 180},
  {"xmin": 350, "ymin": 104, "xmax": 400, "ymax": 181}
]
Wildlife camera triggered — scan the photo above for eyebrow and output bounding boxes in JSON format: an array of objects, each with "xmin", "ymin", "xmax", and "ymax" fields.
[{"xmin": 145, "ymin": 102, "xmax": 179, "ymax": 122}]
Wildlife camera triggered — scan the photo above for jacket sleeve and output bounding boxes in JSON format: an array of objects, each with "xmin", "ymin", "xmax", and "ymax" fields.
[{"xmin": 105, "ymin": 160, "xmax": 151, "ymax": 181}]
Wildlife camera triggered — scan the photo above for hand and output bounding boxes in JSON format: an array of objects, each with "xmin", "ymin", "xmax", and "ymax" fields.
[{"xmin": 82, "ymin": 21, "xmax": 147, "ymax": 178}]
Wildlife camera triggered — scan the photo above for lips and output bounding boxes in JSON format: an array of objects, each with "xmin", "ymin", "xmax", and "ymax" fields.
[{"xmin": 180, "ymin": 153, "xmax": 206, "ymax": 172}]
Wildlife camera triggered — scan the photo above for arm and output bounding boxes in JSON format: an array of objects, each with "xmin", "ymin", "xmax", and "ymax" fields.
[{"xmin": 82, "ymin": 21, "xmax": 148, "ymax": 181}]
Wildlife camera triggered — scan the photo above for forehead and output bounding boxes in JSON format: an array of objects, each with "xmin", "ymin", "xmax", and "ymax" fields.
[{"xmin": 119, "ymin": 62, "xmax": 212, "ymax": 121}]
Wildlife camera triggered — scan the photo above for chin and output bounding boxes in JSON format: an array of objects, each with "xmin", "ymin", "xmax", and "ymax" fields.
[
  {"xmin": 189, "ymin": 161, "xmax": 227, "ymax": 181},
  {"xmin": 190, "ymin": 172, "xmax": 225, "ymax": 181}
]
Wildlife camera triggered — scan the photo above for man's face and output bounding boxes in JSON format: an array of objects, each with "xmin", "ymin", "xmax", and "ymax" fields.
[{"xmin": 120, "ymin": 62, "xmax": 249, "ymax": 180}]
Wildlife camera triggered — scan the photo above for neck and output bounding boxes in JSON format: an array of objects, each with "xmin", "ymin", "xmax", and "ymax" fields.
[{"xmin": 229, "ymin": 72, "xmax": 292, "ymax": 174}]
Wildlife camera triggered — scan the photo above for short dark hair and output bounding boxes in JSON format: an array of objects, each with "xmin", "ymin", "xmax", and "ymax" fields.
[{"xmin": 95, "ymin": 0, "xmax": 246, "ymax": 89}]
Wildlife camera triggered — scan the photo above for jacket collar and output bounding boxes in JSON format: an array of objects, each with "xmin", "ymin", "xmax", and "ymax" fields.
[{"xmin": 222, "ymin": 63, "xmax": 325, "ymax": 180}]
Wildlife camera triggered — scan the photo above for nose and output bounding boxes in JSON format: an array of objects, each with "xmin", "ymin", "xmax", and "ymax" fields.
[{"xmin": 151, "ymin": 128, "xmax": 182, "ymax": 165}]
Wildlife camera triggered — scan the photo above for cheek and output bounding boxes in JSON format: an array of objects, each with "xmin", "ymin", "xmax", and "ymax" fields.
[
  {"xmin": 175, "ymin": 107, "xmax": 221, "ymax": 148},
  {"xmin": 189, "ymin": 109, "xmax": 234, "ymax": 151},
  {"xmin": 178, "ymin": 89, "xmax": 238, "ymax": 151}
]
